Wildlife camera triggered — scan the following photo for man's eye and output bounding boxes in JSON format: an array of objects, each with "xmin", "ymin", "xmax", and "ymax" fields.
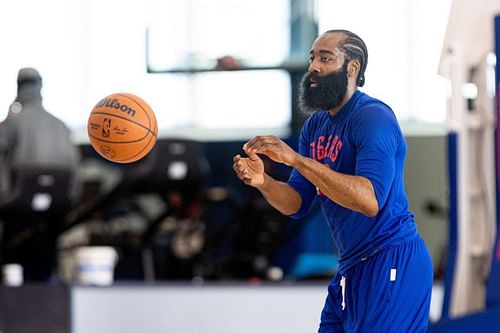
[{"xmin": 321, "ymin": 57, "xmax": 331, "ymax": 62}]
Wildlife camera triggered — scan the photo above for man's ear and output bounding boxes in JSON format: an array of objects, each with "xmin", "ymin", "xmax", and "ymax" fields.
[{"xmin": 348, "ymin": 59, "xmax": 360, "ymax": 78}]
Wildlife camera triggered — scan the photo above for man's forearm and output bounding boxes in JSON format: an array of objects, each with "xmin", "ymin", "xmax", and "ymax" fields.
[
  {"xmin": 255, "ymin": 173, "xmax": 302, "ymax": 216},
  {"xmin": 293, "ymin": 155, "xmax": 379, "ymax": 217}
]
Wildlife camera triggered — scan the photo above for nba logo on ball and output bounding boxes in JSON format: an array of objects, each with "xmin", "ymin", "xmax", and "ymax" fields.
[{"xmin": 87, "ymin": 93, "xmax": 158, "ymax": 163}]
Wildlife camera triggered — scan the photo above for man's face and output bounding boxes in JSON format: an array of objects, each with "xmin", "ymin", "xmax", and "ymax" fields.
[
  {"xmin": 299, "ymin": 33, "xmax": 350, "ymax": 114},
  {"xmin": 299, "ymin": 60, "xmax": 349, "ymax": 115}
]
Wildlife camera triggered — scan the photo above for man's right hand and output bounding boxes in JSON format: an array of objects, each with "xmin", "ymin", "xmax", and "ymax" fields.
[{"xmin": 232, "ymin": 149, "xmax": 265, "ymax": 187}]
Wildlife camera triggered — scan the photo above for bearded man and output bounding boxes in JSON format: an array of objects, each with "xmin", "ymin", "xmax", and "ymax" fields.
[{"xmin": 233, "ymin": 30, "xmax": 433, "ymax": 333}]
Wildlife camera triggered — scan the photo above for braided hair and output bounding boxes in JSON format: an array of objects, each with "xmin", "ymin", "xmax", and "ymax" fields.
[{"xmin": 326, "ymin": 29, "xmax": 368, "ymax": 87}]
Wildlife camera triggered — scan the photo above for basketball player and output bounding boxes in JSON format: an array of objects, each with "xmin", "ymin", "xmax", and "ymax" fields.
[{"xmin": 233, "ymin": 30, "xmax": 433, "ymax": 332}]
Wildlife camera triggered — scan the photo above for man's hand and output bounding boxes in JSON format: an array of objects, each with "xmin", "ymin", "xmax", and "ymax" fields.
[
  {"xmin": 243, "ymin": 135, "xmax": 299, "ymax": 167},
  {"xmin": 232, "ymin": 148, "xmax": 265, "ymax": 187},
  {"xmin": 233, "ymin": 137, "xmax": 303, "ymax": 216}
]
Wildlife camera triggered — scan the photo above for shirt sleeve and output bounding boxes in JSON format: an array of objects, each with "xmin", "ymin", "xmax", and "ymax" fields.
[
  {"xmin": 0, "ymin": 117, "xmax": 16, "ymax": 154},
  {"xmin": 287, "ymin": 119, "xmax": 317, "ymax": 219},
  {"xmin": 350, "ymin": 104, "xmax": 401, "ymax": 209}
]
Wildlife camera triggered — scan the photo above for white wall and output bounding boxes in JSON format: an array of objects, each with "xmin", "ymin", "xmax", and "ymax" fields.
[{"xmin": 72, "ymin": 284, "xmax": 327, "ymax": 333}]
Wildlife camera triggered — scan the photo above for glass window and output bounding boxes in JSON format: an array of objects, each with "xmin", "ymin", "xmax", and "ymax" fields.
[
  {"xmin": 316, "ymin": 0, "xmax": 451, "ymax": 123},
  {"xmin": 0, "ymin": 0, "xmax": 292, "ymax": 142},
  {"xmin": 145, "ymin": 0, "xmax": 292, "ymax": 138},
  {"xmin": 147, "ymin": 0, "xmax": 290, "ymax": 70}
]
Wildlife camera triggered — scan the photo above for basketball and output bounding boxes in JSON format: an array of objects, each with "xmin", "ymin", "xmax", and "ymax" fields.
[{"xmin": 87, "ymin": 93, "xmax": 158, "ymax": 163}]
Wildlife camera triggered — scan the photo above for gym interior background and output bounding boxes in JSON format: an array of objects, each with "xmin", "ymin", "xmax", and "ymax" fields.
[{"xmin": 1, "ymin": 0, "xmax": 500, "ymax": 332}]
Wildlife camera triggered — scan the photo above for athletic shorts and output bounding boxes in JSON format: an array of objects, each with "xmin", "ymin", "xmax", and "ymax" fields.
[{"xmin": 318, "ymin": 236, "xmax": 433, "ymax": 333}]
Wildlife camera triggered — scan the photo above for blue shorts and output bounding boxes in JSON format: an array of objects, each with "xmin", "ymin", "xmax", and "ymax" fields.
[{"xmin": 318, "ymin": 236, "xmax": 433, "ymax": 333}]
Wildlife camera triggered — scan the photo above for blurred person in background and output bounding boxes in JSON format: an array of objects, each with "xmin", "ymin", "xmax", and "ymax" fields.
[{"xmin": 0, "ymin": 68, "xmax": 81, "ymax": 281}]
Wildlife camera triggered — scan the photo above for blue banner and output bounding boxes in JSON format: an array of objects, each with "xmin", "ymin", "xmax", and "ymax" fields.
[{"xmin": 486, "ymin": 14, "xmax": 500, "ymax": 308}]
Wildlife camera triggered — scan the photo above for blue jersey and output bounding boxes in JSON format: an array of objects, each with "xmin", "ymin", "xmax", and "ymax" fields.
[{"xmin": 288, "ymin": 90, "xmax": 418, "ymax": 270}]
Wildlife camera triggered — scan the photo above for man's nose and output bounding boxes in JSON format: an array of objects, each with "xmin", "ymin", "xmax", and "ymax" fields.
[{"xmin": 308, "ymin": 60, "xmax": 321, "ymax": 74}]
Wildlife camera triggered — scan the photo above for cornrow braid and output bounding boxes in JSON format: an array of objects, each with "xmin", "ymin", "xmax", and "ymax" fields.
[{"xmin": 326, "ymin": 29, "xmax": 368, "ymax": 87}]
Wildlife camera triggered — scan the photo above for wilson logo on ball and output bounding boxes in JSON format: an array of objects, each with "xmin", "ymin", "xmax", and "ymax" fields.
[{"xmin": 94, "ymin": 98, "xmax": 137, "ymax": 117}]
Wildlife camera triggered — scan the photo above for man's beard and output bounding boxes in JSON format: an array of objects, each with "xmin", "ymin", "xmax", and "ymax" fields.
[{"xmin": 298, "ymin": 62, "xmax": 349, "ymax": 115}]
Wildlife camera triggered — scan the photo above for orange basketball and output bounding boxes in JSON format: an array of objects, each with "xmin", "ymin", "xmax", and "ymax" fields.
[{"xmin": 87, "ymin": 93, "xmax": 158, "ymax": 163}]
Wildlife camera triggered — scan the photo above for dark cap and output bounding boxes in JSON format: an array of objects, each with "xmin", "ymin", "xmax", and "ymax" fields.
[{"xmin": 17, "ymin": 67, "xmax": 42, "ymax": 87}]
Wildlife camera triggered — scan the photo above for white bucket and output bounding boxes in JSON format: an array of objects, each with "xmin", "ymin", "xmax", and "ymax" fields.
[
  {"xmin": 74, "ymin": 246, "xmax": 118, "ymax": 286},
  {"xmin": 2, "ymin": 263, "xmax": 23, "ymax": 287}
]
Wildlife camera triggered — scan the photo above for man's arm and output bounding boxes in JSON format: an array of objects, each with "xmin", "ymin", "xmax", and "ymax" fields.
[
  {"xmin": 255, "ymin": 173, "xmax": 302, "ymax": 216},
  {"xmin": 233, "ymin": 152, "xmax": 302, "ymax": 216},
  {"xmin": 0, "ymin": 119, "xmax": 14, "ymax": 154},
  {"xmin": 244, "ymin": 135, "xmax": 379, "ymax": 217},
  {"xmin": 293, "ymin": 155, "xmax": 378, "ymax": 216}
]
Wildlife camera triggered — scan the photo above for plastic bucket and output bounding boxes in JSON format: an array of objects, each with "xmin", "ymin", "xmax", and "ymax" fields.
[{"xmin": 74, "ymin": 246, "xmax": 118, "ymax": 286}]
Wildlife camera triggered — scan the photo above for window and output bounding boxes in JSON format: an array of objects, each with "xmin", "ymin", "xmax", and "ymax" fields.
[
  {"xmin": 316, "ymin": 0, "xmax": 451, "ymax": 123},
  {"xmin": 148, "ymin": 0, "xmax": 290, "ymax": 71},
  {"xmin": 0, "ymin": 0, "xmax": 292, "ymax": 142},
  {"xmin": 0, "ymin": 0, "xmax": 450, "ymax": 141},
  {"xmin": 146, "ymin": 0, "xmax": 292, "ymax": 138}
]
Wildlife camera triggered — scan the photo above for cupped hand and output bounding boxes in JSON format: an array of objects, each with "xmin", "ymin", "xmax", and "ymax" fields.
[
  {"xmin": 243, "ymin": 135, "xmax": 299, "ymax": 167},
  {"xmin": 232, "ymin": 148, "xmax": 265, "ymax": 187}
]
